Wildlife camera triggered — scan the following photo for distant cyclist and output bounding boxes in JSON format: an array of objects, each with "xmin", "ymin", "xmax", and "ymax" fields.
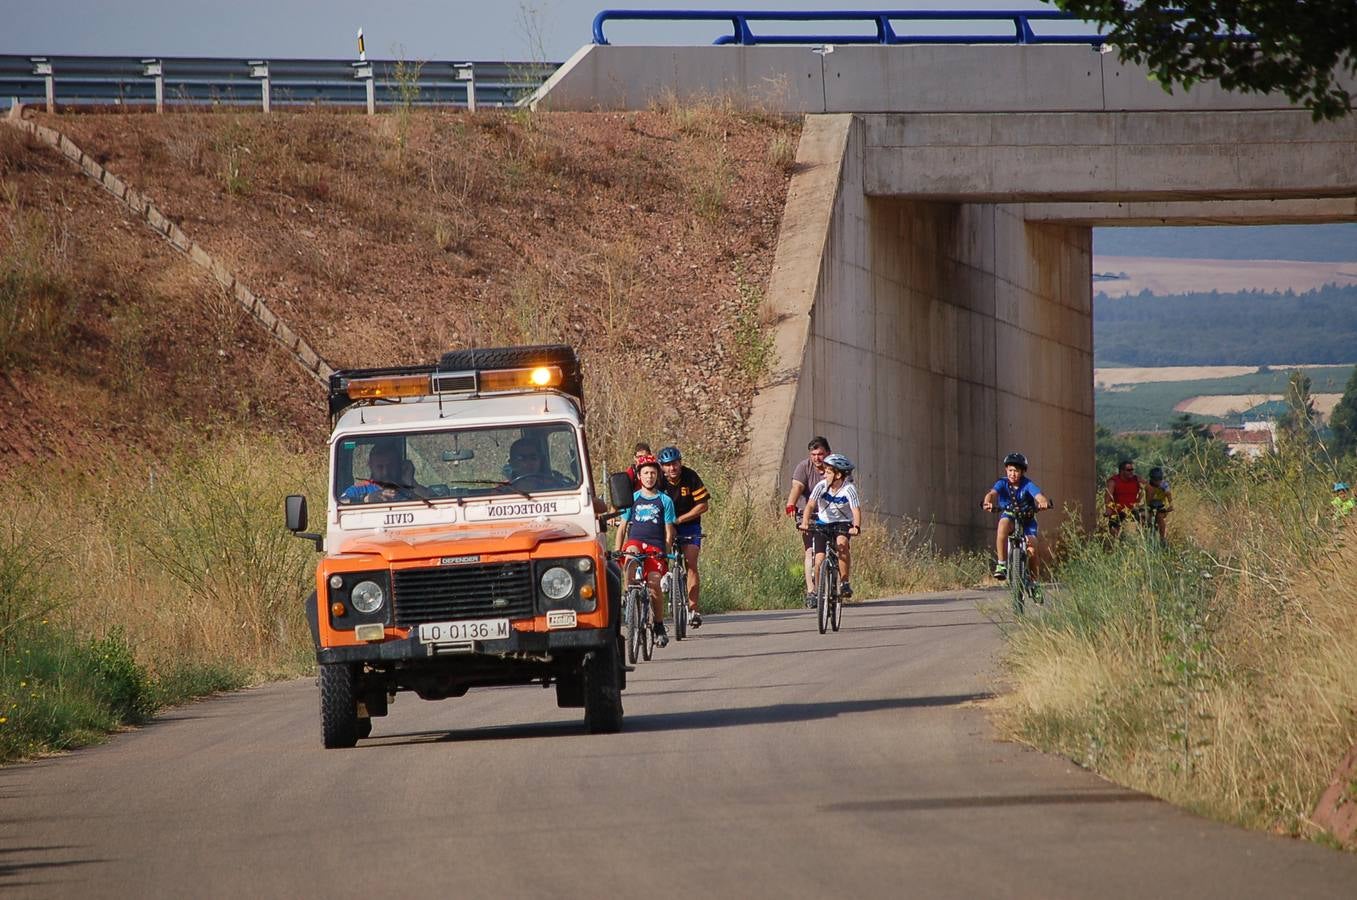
[
  {"xmin": 657, "ymin": 446, "xmax": 710, "ymax": 628},
  {"xmin": 785, "ymin": 436, "xmax": 841, "ymax": 606},
  {"xmin": 625, "ymin": 441, "xmax": 652, "ymax": 491},
  {"xmin": 614, "ymin": 455, "xmax": 675, "ymax": 647},
  {"xmin": 1144, "ymin": 466, "xmax": 1173, "ymax": 542},
  {"xmin": 1104, "ymin": 458, "xmax": 1142, "ymax": 537},
  {"xmin": 982, "ymin": 452, "xmax": 1051, "ymax": 580},
  {"xmin": 800, "ymin": 453, "xmax": 861, "ymax": 602}
]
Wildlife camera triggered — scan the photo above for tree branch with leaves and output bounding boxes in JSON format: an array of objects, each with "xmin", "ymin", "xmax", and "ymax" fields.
[{"xmin": 1055, "ymin": 0, "xmax": 1357, "ymax": 120}]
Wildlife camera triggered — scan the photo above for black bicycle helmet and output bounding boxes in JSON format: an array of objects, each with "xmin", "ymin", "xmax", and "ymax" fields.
[
  {"xmin": 1148, "ymin": 467, "xmax": 1164, "ymax": 481},
  {"xmin": 657, "ymin": 446, "xmax": 682, "ymax": 464},
  {"xmin": 1003, "ymin": 452, "xmax": 1028, "ymax": 470}
]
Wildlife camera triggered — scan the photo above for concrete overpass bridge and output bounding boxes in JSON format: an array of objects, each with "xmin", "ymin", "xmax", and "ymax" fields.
[{"xmin": 535, "ymin": 42, "xmax": 1357, "ymax": 549}]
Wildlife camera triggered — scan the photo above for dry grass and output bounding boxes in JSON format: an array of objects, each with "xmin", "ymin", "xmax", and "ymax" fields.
[
  {"xmin": 6, "ymin": 436, "xmax": 322, "ymax": 678},
  {"xmin": 999, "ymin": 462, "xmax": 1357, "ymax": 840}
]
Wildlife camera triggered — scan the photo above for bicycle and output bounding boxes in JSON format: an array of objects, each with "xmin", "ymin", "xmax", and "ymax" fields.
[
  {"xmin": 608, "ymin": 549, "xmax": 666, "ymax": 663},
  {"xmin": 1000, "ymin": 504, "xmax": 1042, "ymax": 615},
  {"xmin": 804, "ymin": 523, "xmax": 851, "ymax": 634},
  {"xmin": 667, "ymin": 538, "xmax": 693, "ymax": 641}
]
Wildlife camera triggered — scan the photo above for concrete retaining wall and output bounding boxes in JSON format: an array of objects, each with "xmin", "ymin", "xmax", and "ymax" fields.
[{"xmin": 3, "ymin": 107, "xmax": 333, "ymax": 386}]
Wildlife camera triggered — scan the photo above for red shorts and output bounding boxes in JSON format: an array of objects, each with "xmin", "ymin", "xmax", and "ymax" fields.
[{"xmin": 620, "ymin": 540, "xmax": 667, "ymax": 579}]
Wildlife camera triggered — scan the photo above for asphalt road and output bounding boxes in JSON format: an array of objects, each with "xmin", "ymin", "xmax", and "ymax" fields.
[{"xmin": 3, "ymin": 589, "xmax": 1354, "ymax": 898}]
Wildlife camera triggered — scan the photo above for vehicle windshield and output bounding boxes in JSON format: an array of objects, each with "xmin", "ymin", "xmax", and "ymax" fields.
[{"xmin": 333, "ymin": 422, "xmax": 583, "ymax": 505}]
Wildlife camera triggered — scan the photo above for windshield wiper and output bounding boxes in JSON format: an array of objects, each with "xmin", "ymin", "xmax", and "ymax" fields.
[
  {"xmin": 371, "ymin": 480, "xmax": 435, "ymax": 508},
  {"xmin": 449, "ymin": 479, "xmax": 536, "ymax": 501}
]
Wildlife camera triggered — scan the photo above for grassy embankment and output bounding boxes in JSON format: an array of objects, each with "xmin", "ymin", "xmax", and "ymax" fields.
[{"xmin": 1000, "ymin": 448, "xmax": 1357, "ymax": 844}]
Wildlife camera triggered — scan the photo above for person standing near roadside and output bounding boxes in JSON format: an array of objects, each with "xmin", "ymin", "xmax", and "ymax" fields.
[
  {"xmin": 785, "ymin": 437, "xmax": 835, "ymax": 606},
  {"xmin": 657, "ymin": 446, "xmax": 710, "ymax": 628}
]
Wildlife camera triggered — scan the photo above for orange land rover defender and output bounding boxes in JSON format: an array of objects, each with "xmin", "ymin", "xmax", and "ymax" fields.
[{"xmin": 285, "ymin": 345, "xmax": 632, "ymax": 748}]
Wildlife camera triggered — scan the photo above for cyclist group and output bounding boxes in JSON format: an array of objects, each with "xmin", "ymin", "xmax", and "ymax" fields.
[
  {"xmin": 1105, "ymin": 458, "xmax": 1174, "ymax": 542},
  {"xmin": 784, "ymin": 437, "xmax": 862, "ymax": 607},
  {"xmin": 613, "ymin": 442, "xmax": 711, "ymax": 648}
]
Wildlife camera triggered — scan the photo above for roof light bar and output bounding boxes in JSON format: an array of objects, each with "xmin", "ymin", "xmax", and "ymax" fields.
[
  {"xmin": 345, "ymin": 373, "xmax": 431, "ymax": 401},
  {"xmin": 478, "ymin": 366, "xmax": 563, "ymax": 393}
]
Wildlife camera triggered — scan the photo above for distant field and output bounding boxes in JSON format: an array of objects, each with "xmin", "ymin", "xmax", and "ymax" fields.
[
  {"xmin": 1094, "ymin": 257, "xmax": 1357, "ymax": 298},
  {"xmin": 1094, "ymin": 365, "xmax": 1355, "ymax": 433},
  {"xmin": 1175, "ymin": 393, "xmax": 1343, "ymax": 418},
  {"xmin": 1096, "ymin": 364, "xmax": 1356, "ymax": 389}
]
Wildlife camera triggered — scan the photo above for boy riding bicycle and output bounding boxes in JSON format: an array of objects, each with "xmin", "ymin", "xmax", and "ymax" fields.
[
  {"xmin": 800, "ymin": 454, "xmax": 861, "ymax": 604},
  {"xmin": 614, "ymin": 455, "xmax": 676, "ymax": 647},
  {"xmin": 982, "ymin": 452, "xmax": 1051, "ymax": 580}
]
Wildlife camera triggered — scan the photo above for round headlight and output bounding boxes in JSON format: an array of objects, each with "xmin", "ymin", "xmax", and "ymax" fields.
[
  {"xmin": 329, "ymin": 574, "xmax": 344, "ymax": 590},
  {"xmin": 540, "ymin": 566, "xmax": 574, "ymax": 601},
  {"xmin": 351, "ymin": 580, "xmax": 385, "ymax": 614},
  {"xmin": 575, "ymin": 557, "xmax": 593, "ymax": 573}
]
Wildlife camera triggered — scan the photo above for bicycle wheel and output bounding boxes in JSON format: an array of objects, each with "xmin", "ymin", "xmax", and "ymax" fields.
[
  {"xmin": 1009, "ymin": 542, "xmax": 1027, "ymax": 615},
  {"xmin": 624, "ymin": 588, "xmax": 641, "ymax": 665},
  {"xmin": 641, "ymin": 599, "xmax": 654, "ymax": 661},
  {"xmin": 670, "ymin": 561, "xmax": 687, "ymax": 641},
  {"xmin": 830, "ymin": 574, "xmax": 843, "ymax": 632},
  {"xmin": 817, "ymin": 558, "xmax": 832, "ymax": 634}
]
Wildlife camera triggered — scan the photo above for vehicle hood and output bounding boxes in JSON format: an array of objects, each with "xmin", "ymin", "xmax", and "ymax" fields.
[{"xmin": 333, "ymin": 520, "xmax": 591, "ymax": 561}]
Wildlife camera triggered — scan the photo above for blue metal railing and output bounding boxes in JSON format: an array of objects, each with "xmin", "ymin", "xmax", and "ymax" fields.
[
  {"xmin": 0, "ymin": 55, "xmax": 560, "ymax": 111},
  {"xmin": 592, "ymin": 9, "xmax": 1107, "ymax": 47}
]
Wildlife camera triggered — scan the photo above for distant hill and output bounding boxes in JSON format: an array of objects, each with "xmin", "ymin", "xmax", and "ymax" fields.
[
  {"xmin": 1094, "ymin": 224, "xmax": 1357, "ymax": 262},
  {"xmin": 1094, "ymin": 284, "xmax": 1357, "ymax": 366}
]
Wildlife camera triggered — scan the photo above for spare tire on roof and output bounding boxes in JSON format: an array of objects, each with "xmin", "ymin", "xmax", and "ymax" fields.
[{"xmin": 438, "ymin": 345, "xmax": 583, "ymax": 398}]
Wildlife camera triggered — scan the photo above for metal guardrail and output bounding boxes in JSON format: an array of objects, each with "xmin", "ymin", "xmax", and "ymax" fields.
[
  {"xmin": 0, "ymin": 56, "xmax": 560, "ymax": 113},
  {"xmin": 592, "ymin": 9, "xmax": 1108, "ymax": 46}
]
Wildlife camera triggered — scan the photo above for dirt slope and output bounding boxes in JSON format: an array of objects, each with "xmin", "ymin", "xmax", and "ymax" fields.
[{"xmin": 1, "ymin": 106, "xmax": 799, "ymax": 470}]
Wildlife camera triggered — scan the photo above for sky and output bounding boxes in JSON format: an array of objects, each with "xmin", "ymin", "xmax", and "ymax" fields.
[{"xmin": 4, "ymin": 0, "xmax": 1082, "ymax": 62}]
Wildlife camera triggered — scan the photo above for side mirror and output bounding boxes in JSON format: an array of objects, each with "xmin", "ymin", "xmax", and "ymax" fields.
[
  {"xmin": 285, "ymin": 494, "xmax": 323, "ymax": 552},
  {"xmin": 608, "ymin": 472, "xmax": 635, "ymax": 510},
  {"xmin": 285, "ymin": 494, "xmax": 308, "ymax": 532}
]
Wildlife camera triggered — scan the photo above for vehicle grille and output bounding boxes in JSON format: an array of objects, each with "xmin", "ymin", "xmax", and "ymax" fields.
[{"xmin": 392, "ymin": 562, "xmax": 535, "ymax": 625}]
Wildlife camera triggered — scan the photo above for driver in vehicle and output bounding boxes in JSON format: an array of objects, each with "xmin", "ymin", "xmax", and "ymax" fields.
[
  {"xmin": 341, "ymin": 442, "xmax": 422, "ymax": 504},
  {"xmin": 504, "ymin": 437, "xmax": 569, "ymax": 490}
]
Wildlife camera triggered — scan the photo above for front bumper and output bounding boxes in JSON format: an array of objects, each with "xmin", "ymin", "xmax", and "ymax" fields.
[{"xmin": 317, "ymin": 625, "xmax": 613, "ymax": 665}]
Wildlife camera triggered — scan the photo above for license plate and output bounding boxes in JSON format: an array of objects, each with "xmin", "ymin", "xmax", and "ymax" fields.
[{"xmin": 418, "ymin": 619, "xmax": 510, "ymax": 643}]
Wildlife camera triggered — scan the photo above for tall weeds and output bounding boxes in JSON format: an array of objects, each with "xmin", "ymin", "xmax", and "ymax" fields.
[
  {"xmin": 0, "ymin": 436, "xmax": 322, "ymax": 761},
  {"xmin": 1001, "ymin": 452, "xmax": 1357, "ymax": 839}
]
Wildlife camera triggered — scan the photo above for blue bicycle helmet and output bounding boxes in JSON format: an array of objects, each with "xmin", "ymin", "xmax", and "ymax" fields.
[
  {"xmin": 657, "ymin": 446, "xmax": 682, "ymax": 464},
  {"xmin": 1334, "ymin": 482, "xmax": 1350, "ymax": 493},
  {"xmin": 823, "ymin": 453, "xmax": 855, "ymax": 473}
]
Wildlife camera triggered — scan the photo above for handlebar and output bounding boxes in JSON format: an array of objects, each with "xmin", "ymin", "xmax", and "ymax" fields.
[{"xmin": 799, "ymin": 522, "xmax": 859, "ymax": 534}]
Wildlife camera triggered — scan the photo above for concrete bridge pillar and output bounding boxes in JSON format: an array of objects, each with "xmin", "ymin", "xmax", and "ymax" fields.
[{"xmin": 753, "ymin": 116, "xmax": 1094, "ymax": 551}]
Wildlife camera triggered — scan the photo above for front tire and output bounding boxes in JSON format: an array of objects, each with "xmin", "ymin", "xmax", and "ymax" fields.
[
  {"xmin": 583, "ymin": 640, "xmax": 624, "ymax": 734},
  {"xmin": 670, "ymin": 567, "xmax": 687, "ymax": 641},
  {"xmin": 1009, "ymin": 540, "xmax": 1027, "ymax": 615},
  {"xmin": 319, "ymin": 663, "xmax": 360, "ymax": 749},
  {"xmin": 817, "ymin": 559, "xmax": 831, "ymax": 634},
  {"xmin": 624, "ymin": 589, "xmax": 641, "ymax": 665}
]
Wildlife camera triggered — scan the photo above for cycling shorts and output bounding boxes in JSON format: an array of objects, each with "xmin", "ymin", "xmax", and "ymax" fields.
[
  {"xmin": 676, "ymin": 521, "xmax": 703, "ymax": 547},
  {"xmin": 621, "ymin": 540, "xmax": 667, "ymax": 579},
  {"xmin": 1001, "ymin": 509, "xmax": 1039, "ymax": 537},
  {"xmin": 809, "ymin": 522, "xmax": 852, "ymax": 555}
]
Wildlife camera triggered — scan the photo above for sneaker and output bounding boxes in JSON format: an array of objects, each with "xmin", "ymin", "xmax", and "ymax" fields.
[
  {"xmin": 992, "ymin": 562, "xmax": 1008, "ymax": 581},
  {"xmin": 689, "ymin": 609, "xmax": 702, "ymax": 629},
  {"xmin": 840, "ymin": 581, "xmax": 853, "ymax": 599},
  {"xmin": 805, "ymin": 591, "xmax": 817, "ymax": 608},
  {"xmin": 653, "ymin": 623, "xmax": 670, "ymax": 648}
]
